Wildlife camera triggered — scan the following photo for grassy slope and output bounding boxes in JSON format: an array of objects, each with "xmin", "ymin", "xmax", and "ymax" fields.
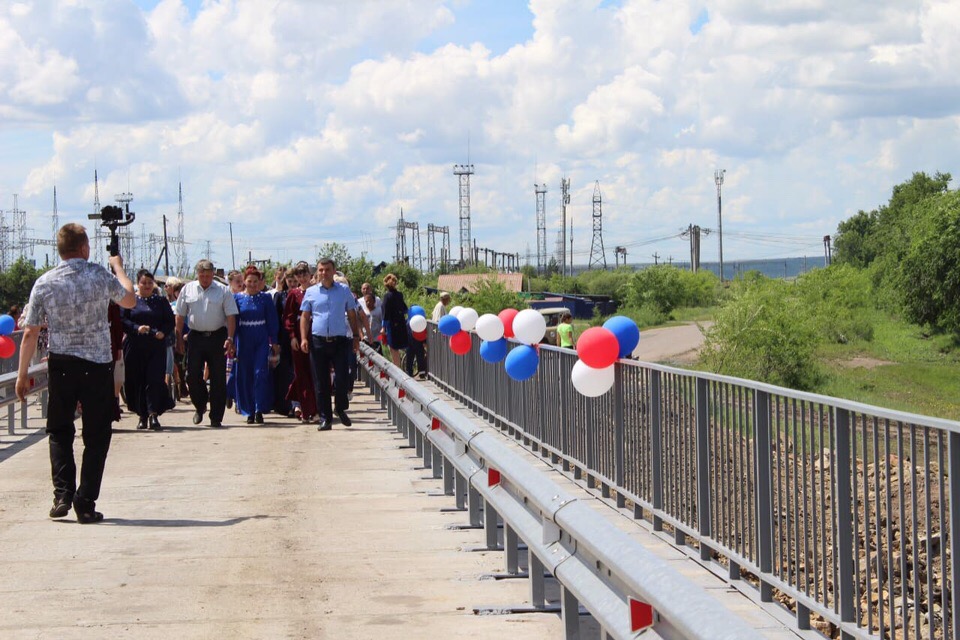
[{"xmin": 815, "ymin": 313, "xmax": 960, "ymax": 420}]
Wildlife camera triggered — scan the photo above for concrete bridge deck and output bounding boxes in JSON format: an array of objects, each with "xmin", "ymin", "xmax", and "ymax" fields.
[{"xmin": 0, "ymin": 382, "xmax": 805, "ymax": 639}]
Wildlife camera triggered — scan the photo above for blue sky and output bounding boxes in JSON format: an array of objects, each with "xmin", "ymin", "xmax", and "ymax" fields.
[{"xmin": 1, "ymin": 0, "xmax": 958, "ymax": 272}]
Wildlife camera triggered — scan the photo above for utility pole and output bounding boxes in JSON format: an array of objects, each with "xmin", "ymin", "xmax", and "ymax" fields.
[
  {"xmin": 823, "ymin": 235, "xmax": 832, "ymax": 266},
  {"xmin": 714, "ymin": 168, "xmax": 726, "ymax": 282},
  {"xmin": 454, "ymin": 163, "xmax": 475, "ymax": 265},
  {"xmin": 229, "ymin": 222, "xmax": 236, "ymax": 270},
  {"xmin": 652, "ymin": 252, "xmax": 660, "ymax": 266},
  {"xmin": 535, "ymin": 182, "xmax": 547, "ymax": 275},
  {"xmin": 560, "ymin": 177, "xmax": 570, "ymax": 277}
]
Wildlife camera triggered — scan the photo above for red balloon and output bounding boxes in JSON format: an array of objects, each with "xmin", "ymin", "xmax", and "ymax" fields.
[
  {"xmin": 449, "ymin": 331, "xmax": 472, "ymax": 355},
  {"xmin": 413, "ymin": 329, "xmax": 427, "ymax": 342},
  {"xmin": 498, "ymin": 308, "xmax": 519, "ymax": 339},
  {"xmin": 576, "ymin": 327, "xmax": 620, "ymax": 369},
  {"xmin": 0, "ymin": 335, "xmax": 14, "ymax": 359}
]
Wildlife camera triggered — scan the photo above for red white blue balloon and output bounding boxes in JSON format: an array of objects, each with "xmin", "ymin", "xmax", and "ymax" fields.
[
  {"xmin": 602, "ymin": 315, "xmax": 640, "ymax": 358},
  {"xmin": 438, "ymin": 314, "xmax": 461, "ymax": 337},
  {"xmin": 0, "ymin": 314, "xmax": 14, "ymax": 336},
  {"xmin": 456, "ymin": 307, "xmax": 479, "ymax": 332},
  {"xmin": 409, "ymin": 314, "xmax": 428, "ymax": 333},
  {"xmin": 409, "ymin": 305, "xmax": 426, "ymax": 318},
  {"xmin": 479, "ymin": 338, "xmax": 508, "ymax": 363},
  {"xmin": 475, "ymin": 314, "xmax": 504, "ymax": 342},
  {"xmin": 512, "ymin": 308, "xmax": 546, "ymax": 345},
  {"xmin": 571, "ymin": 360, "xmax": 615, "ymax": 397},
  {"xmin": 504, "ymin": 344, "xmax": 539, "ymax": 381}
]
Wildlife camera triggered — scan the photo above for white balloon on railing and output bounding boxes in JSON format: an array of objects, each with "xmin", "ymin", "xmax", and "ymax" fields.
[
  {"xmin": 475, "ymin": 313, "xmax": 505, "ymax": 342},
  {"xmin": 456, "ymin": 307, "xmax": 479, "ymax": 332},
  {"xmin": 448, "ymin": 305, "xmax": 464, "ymax": 318},
  {"xmin": 512, "ymin": 308, "xmax": 547, "ymax": 345},
  {"xmin": 571, "ymin": 359, "xmax": 616, "ymax": 397},
  {"xmin": 409, "ymin": 314, "xmax": 427, "ymax": 333}
]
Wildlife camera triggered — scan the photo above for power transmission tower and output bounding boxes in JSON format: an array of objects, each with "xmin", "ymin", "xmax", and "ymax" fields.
[
  {"xmin": 560, "ymin": 177, "xmax": 570, "ymax": 276},
  {"xmin": 394, "ymin": 209, "xmax": 422, "ymax": 270},
  {"xmin": 11, "ymin": 194, "xmax": 26, "ymax": 263},
  {"xmin": 0, "ymin": 199, "xmax": 10, "ymax": 271},
  {"xmin": 453, "ymin": 163, "xmax": 474, "ymax": 265},
  {"xmin": 714, "ymin": 168, "xmax": 726, "ymax": 282},
  {"xmin": 115, "ymin": 191, "xmax": 135, "ymax": 263},
  {"xmin": 176, "ymin": 182, "xmax": 187, "ymax": 276},
  {"xmin": 588, "ymin": 181, "xmax": 606, "ymax": 270},
  {"xmin": 52, "ymin": 186, "xmax": 59, "ymax": 246},
  {"xmin": 427, "ymin": 223, "xmax": 451, "ymax": 272},
  {"xmin": 92, "ymin": 170, "xmax": 106, "ymax": 265},
  {"xmin": 534, "ymin": 182, "xmax": 547, "ymax": 274}
]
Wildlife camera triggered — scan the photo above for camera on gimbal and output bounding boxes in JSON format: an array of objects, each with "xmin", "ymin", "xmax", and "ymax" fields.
[{"xmin": 88, "ymin": 204, "xmax": 135, "ymax": 257}]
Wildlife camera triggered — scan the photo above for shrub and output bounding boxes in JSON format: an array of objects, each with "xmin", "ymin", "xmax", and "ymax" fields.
[{"xmin": 626, "ymin": 265, "xmax": 720, "ymax": 315}]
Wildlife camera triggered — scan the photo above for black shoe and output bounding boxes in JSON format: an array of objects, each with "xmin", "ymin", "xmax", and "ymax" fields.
[
  {"xmin": 246, "ymin": 414, "xmax": 255, "ymax": 424},
  {"xmin": 149, "ymin": 415, "xmax": 162, "ymax": 431},
  {"xmin": 317, "ymin": 419, "xmax": 332, "ymax": 431},
  {"xmin": 49, "ymin": 496, "xmax": 72, "ymax": 519},
  {"xmin": 192, "ymin": 411, "xmax": 204, "ymax": 425},
  {"xmin": 336, "ymin": 410, "xmax": 352, "ymax": 427},
  {"xmin": 254, "ymin": 412, "xmax": 264, "ymax": 424},
  {"xmin": 226, "ymin": 397, "xmax": 234, "ymax": 409},
  {"xmin": 76, "ymin": 509, "xmax": 104, "ymax": 524},
  {"xmin": 210, "ymin": 420, "xmax": 222, "ymax": 428},
  {"xmin": 136, "ymin": 417, "xmax": 148, "ymax": 430}
]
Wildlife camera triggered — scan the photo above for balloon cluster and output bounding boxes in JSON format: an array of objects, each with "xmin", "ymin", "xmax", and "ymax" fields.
[
  {"xmin": 570, "ymin": 316, "xmax": 640, "ymax": 397},
  {"xmin": 437, "ymin": 305, "xmax": 480, "ymax": 356},
  {"xmin": 0, "ymin": 314, "xmax": 16, "ymax": 358},
  {"xmin": 408, "ymin": 306, "xmax": 428, "ymax": 342}
]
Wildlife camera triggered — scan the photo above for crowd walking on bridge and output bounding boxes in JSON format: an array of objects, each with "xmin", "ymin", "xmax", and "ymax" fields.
[{"xmin": 14, "ymin": 222, "xmax": 439, "ymax": 524}]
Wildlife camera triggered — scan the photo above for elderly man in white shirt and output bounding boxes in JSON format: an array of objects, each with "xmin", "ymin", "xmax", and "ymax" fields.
[{"xmin": 431, "ymin": 292, "xmax": 451, "ymax": 322}]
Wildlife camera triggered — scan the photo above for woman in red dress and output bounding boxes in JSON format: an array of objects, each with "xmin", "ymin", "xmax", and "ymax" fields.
[{"xmin": 283, "ymin": 262, "xmax": 317, "ymax": 422}]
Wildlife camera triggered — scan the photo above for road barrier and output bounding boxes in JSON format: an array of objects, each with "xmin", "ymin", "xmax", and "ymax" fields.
[
  {"xmin": 0, "ymin": 330, "xmax": 49, "ymax": 434},
  {"xmin": 427, "ymin": 325, "xmax": 960, "ymax": 640},
  {"xmin": 360, "ymin": 342, "xmax": 757, "ymax": 640}
]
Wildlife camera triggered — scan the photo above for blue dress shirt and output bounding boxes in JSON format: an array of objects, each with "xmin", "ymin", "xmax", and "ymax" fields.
[{"xmin": 300, "ymin": 281, "xmax": 355, "ymax": 337}]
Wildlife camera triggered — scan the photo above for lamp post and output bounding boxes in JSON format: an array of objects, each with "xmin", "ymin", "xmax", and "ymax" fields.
[{"xmin": 714, "ymin": 169, "xmax": 726, "ymax": 282}]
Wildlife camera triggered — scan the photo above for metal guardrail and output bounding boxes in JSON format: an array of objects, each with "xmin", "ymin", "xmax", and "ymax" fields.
[
  {"xmin": 359, "ymin": 342, "xmax": 758, "ymax": 640},
  {"xmin": 0, "ymin": 330, "xmax": 50, "ymax": 435},
  {"xmin": 427, "ymin": 324, "xmax": 960, "ymax": 640}
]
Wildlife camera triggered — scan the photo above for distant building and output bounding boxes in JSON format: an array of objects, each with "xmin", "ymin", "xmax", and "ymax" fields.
[{"xmin": 436, "ymin": 273, "xmax": 523, "ymax": 295}]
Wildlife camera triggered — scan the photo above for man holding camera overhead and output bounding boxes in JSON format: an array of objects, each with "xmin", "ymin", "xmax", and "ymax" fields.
[{"xmin": 16, "ymin": 223, "xmax": 136, "ymax": 524}]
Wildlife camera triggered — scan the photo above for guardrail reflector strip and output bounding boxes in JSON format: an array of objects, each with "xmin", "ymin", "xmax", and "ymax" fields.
[
  {"xmin": 488, "ymin": 468, "xmax": 501, "ymax": 487},
  {"xmin": 629, "ymin": 597, "xmax": 654, "ymax": 632},
  {"xmin": 398, "ymin": 388, "xmax": 406, "ymax": 399},
  {"xmin": 379, "ymin": 371, "xmax": 387, "ymax": 379},
  {"xmin": 431, "ymin": 417, "xmax": 441, "ymax": 430}
]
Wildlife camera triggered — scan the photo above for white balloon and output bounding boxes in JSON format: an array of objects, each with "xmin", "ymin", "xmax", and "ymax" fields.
[
  {"xmin": 512, "ymin": 308, "xmax": 547, "ymax": 345},
  {"xmin": 571, "ymin": 360, "xmax": 616, "ymax": 397},
  {"xmin": 475, "ymin": 313, "xmax": 505, "ymax": 342},
  {"xmin": 448, "ymin": 305, "xmax": 464, "ymax": 318},
  {"xmin": 457, "ymin": 307, "xmax": 479, "ymax": 331},
  {"xmin": 409, "ymin": 315, "xmax": 427, "ymax": 333}
]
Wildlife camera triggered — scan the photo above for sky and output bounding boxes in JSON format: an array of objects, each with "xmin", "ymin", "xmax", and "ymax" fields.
[{"xmin": 1, "ymin": 0, "xmax": 958, "ymax": 273}]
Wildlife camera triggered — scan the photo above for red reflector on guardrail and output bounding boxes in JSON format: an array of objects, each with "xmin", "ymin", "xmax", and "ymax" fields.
[
  {"xmin": 398, "ymin": 388, "xmax": 406, "ymax": 399},
  {"xmin": 431, "ymin": 417, "xmax": 440, "ymax": 430},
  {"xmin": 379, "ymin": 371, "xmax": 387, "ymax": 379},
  {"xmin": 629, "ymin": 597, "xmax": 654, "ymax": 632},
  {"xmin": 488, "ymin": 468, "xmax": 501, "ymax": 487}
]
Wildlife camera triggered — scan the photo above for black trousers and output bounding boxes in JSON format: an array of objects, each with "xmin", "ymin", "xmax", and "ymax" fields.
[
  {"xmin": 309, "ymin": 335, "xmax": 351, "ymax": 421},
  {"xmin": 186, "ymin": 328, "xmax": 228, "ymax": 422},
  {"xmin": 405, "ymin": 339, "xmax": 427, "ymax": 376},
  {"xmin": 46, "ymin": 354, "xmax": 115, "ymax": 506}
]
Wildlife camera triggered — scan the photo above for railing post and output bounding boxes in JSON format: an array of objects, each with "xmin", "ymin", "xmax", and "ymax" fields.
[
  {"xmin": 504, "ymin": 524, "xmax": 519, "ymax": 574},
  {"xmin": 834, "ymin": 408, "xmax": 855, "ymax": 640},
  {"xmin": 561, "ymin": 584, "xmax": 580, "ymax": 639},
  {"xmin": 650, "ymin": 369, "xmax": 663, "ymax": 531},
  {"xmin": 949, "ymin": 432, "xmax": 960, "ymax": 640},
  {"xmin": 754, "ymin": 390, "xmax": 774, "ymax": 602},
  {"xmin": 696, "ymin": 378, "xmax": 712, "ymax": 561},
  {"xmin": 614, "ymin": 363, "xmax": 625, "ymax": 508},
  {"xmin": 529, "ymin": 552, "xmax": 545, "ymax": 608}
]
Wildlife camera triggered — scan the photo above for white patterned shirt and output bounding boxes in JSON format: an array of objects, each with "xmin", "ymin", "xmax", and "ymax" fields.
[{"xmin": 23, "ymin": 258, "xmax": 128, "ymax": 363}]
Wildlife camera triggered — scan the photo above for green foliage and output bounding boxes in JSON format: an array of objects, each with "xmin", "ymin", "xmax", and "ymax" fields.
[
  {"xmin": 794, "ymin": 264, "xmax": 875, "ymax": 344},
  {"xmin": 897, "ymin": 190, "xmax": 960, "ymax": 337},
  {"xmin": 0, "ymin": 257, "xmax": 47, "ymax": 311},
  {"xmin": 317, "ymin": 242, "xmax": 351, "ymax": 269},
  {"xmin": 702, "ymin": 276, "xmax": 821, "ymax": 390},
  {"xmin": 461, "ymin": 276, "xmax": 527, "ymax": 316},
  {"xmin": 625, "ymin": 265, "xmax": 720, "ymax": 314},
  {"xmin": 576, "ymin": 267, "xmax": 633, "ymax": 305},
  {"xmin": 833, "ymin": 210, "xmax": 879, "ymax": 268}
]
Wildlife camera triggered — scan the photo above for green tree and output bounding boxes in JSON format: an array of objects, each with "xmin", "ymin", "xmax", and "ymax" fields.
[
  {"xmin": 833, "ymin": 210, "xmax": 879, "ymax": 268},
  {"xmin": 461, "ymin": 277, "xmax": 527, "ymax": 316},
  {"xmin": 0, "ymin": 257, "xmax": 47, "ymax": 311}
]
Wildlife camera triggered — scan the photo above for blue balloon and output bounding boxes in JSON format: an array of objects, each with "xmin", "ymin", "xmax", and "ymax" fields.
[
  {"xmin": 438, "ymin": 314, "xmax": 461, "ymax": 337},
  {"xmin": 603, "ymin": 315, "xmax": 640, "ymax": 358},
  {"xmin": 0, "ymin": 314, "xmax": 14, "ymax": 336},
  {"xmin": 504, "ymin": 344, "xmax": 539, "ymax": 381},
  {"xmin": 409, "ymin": 305, "xmax": 426, "ymax": 318},
  {"xmin": 479, "ymin": 338, "xmax": 508, "ymax": 363}
]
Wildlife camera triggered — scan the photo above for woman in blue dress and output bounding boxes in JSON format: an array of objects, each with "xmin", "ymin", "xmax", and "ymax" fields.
[
  {"xmin": 122, "ymin": 269, "xmax": 175, "ymax": 430},
  {"xmin": 233, "ymin": 266, "xmax": 279, "ymax": 424}
]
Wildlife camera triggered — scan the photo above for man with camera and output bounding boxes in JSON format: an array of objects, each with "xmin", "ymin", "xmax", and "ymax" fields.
[
  {"xmin": 175, "ymin": 259, "xmax": 238, "ymax": 428},
  {"xmin": 16, "ymin": 223, "xmax": 136, "ymax": 524}
]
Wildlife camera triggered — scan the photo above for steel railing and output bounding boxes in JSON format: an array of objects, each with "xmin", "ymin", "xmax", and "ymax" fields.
[
  {"xmin": 427, "ymin": 324, "xmax": 960, "ymax": 640},
  {"xmin": 359, "ymin": 342, "xmax": 759, "ymax": 639},
  {"xmin": 0, "ymin": 330, "xmax": 50, "ymax": 435}
]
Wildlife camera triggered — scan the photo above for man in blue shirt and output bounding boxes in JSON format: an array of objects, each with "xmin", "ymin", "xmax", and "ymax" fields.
[{"xmin": 299, "ymin": 257, "xmax": 361, "ymax": 431}]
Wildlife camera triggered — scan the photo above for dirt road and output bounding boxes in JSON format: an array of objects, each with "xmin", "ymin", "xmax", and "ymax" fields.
[{"xmin": 631, "ymin": 321, "xmax": 711, "ymax": 364}]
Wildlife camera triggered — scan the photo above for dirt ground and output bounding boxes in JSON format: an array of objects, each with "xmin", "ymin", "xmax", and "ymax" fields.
[{"xmin": 632, "ymin": 322, "xmax": 712, "ymax": 364}]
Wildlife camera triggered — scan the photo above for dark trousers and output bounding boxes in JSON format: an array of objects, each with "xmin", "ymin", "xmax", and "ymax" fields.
[
  {"xmin": 186, "ymin": 328, "xmax": 228, "ymax": 422},
  {"xmin": 309, "ymin": 335, "xmax": 351, "ymax": 421},
  {"xmin": 46, "ymin": 354, "xmax": 115, "ymax": 506},
  {"xmin": 405, "ymin": 339, "xmax": 427, "ymax": 376}
]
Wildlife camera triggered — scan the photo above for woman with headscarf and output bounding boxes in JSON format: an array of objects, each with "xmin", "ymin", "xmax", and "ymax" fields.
[
  {"xmin": 121, "ymin": 269, "xmax": 175, "ymax": 430},
  {"xmin": 233, "ymin": 265, "xmax": 279, "ymax": 424},
  {"xmin": 283, "ymin": 262, "xmax": 317, "ymax": 423}
]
